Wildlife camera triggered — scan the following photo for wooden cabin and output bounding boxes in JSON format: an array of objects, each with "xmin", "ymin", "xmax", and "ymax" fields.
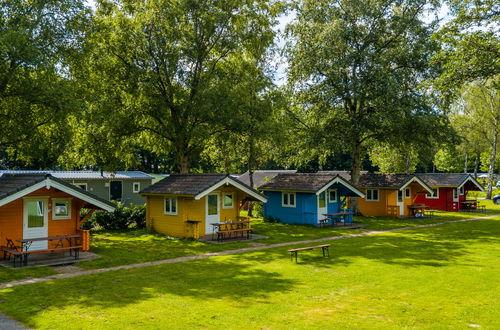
[
  {"xmin": 0, "ymin": 174, "xmax": 115, "ymax": 253},
  {"xmin": 259, "ymin": 173, "xmax": 364, "ymax": 226},
  {"xmin": 414, "ymin": 173, "xmax": 484, "ymax": 211},
  {"xmin": 356, "ymin": 174, "xmax": 434, "ymax": 218},
  {"xmin": 140, "ymin": 174, "xmax": 267, "ymax": 239}
]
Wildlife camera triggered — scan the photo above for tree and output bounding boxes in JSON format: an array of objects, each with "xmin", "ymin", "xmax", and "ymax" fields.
[
  {"xmin": 0, "ymin": 0, "xmax": 89, "ymax": 160},
  {"xmin": 76, "ymin": 0, "xmax": 280, "ymax": 173},
  {"xmin": 286, "ymin": 0, "xmax": 448, "ymax": 192},
  {"xmin": 460, "ymin": 79, "xmax": 500, "ymax": 198},
  {"xmin": 432, "ymin": 0, "xmax": 499, "ymax": 100}
]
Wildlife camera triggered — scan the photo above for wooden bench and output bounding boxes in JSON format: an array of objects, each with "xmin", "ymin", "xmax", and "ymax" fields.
[
  {"xmin": 1, "ymin": 245, "xmax": 82, "ymax": 267},
  {"xmin": 216, "ymin": 228, "xmax": 252, "ymax": 241},
  {"xmin": 288, "ymin": 244, "xmax": 330, "ymax": 263}
]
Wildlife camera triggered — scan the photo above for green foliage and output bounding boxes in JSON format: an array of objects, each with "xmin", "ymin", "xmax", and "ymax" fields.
[
  {"xmin": 0, "ymin": 0, "xmax": 90, "ymax": 166},
  {"xmin": 285, "ymin": 0, "xmax": 449, "ymax": 181},
  {"xmin": 251, "ymin": 202, "xmax": 264, "ymax": 218},
  {"xmin": 263, "ymin": 215, "xmax": 280, "ymax": 223},
  {"xmin": 434, "ymin": 147, "xmax": 464, "ymax": 172},
  {"xmin": 81, "ymin": 203, "xmax": 146, "ymax": 230},
  {"xmin": 369, "ymin": 143, "xmax": 420, "ymax": 173}
]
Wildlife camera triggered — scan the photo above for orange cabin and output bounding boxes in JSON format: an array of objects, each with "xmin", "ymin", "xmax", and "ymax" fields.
[{"xmin": 0, "ymin": 174, "xmax": 115, "ymax": 252}]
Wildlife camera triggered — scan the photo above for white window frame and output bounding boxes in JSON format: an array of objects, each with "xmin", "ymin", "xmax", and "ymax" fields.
[
  {"xmin": 164, "ymin": 197, "xmax": 178, "ymax": 215},
  {"xmin": 75, "ymin": 183, "xmax": 87, "ymax": 191},
  {"xmin": 133, "ymin": 182, "xmax": 141, "ymax": 193},
  {"xmin": 51, "ymin": 198, "xmax": 72, "ymax": 220},
  {"xmin": 222, "ymin": 192, "xmax": 234, "ymax": 209},
  {"xmin": 459, "ymin": 186, "xmax": 465, "ymax": 195},
  {"xmin": 282, "ymin": 192, "xmax": 296, "ymax": 208},
  {"xmin": 328, "ymin": 189, "xmax": 337, "ymax": 203},
  {"xmin": 453, "ymin": 188, "xmax": 459, "ymax": 202},
  {"xmin": 366, "ymin": 189, "xmax": 379, "ymax": 202},
  {"xmin": 405, "ymin": 188, "xmax": 411, "ymax": 199},
  {"xmin": 426, "ymin": 188, "xmax": 440, "ymax": 199}
]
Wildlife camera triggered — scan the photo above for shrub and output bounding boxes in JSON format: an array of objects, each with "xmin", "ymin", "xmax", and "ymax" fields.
[
  {"xmin": 263, "ymin": 215, "xmax": 280, "ymax": 223},
  {"xmin": 251, "ymin": 202, "xmax": 264, "ymax": 218},
  {"xmin": 80, "ymin": 203, "xmax": 146, "ymax": 230}
]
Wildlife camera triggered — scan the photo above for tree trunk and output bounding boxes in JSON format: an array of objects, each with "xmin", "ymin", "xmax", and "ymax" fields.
[
  {"xmin": 350, "ymin": 141, "xmax": 362, "ymax": 213},
  {"xmin": 247, "ymin": 135, "xmax": 255, "ymax": 217},
  {"xmin": 486, "ymin": 123, "xmax": 498, "ymax": 199},
  {"xmin": 464, "ymin": 152, "xmax": 468, "ymax": 173},
  {"xmin": 176, "ymin": 152, "xmax": 190, "ymax": 174},
  {"xmin": 474, "ymin": 152, "xmax": 480, "ymax": 178}
]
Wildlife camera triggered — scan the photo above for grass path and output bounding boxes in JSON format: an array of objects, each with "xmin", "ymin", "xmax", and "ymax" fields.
[{"xmin": 1, "ymin": 213, "xmax": 496, "ymax": 290}]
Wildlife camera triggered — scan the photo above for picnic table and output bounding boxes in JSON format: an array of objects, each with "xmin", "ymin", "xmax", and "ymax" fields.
[
  {"xmin": 407, "ymin": 204, "xmax": 429, "ymax": 217},
  {"xmin": 321, "ymin": 211, "xmax": 354, "ymax": 226},
  {"xmin": 461, "ymin": 200, "xmax": 485, "ymax": 211},
  {"xmin": 1, "ymin": 234, "xmax": 82, "ymax": 267},
  {"xmin": 211, "ymin": 221, "xmax": 252, "ymax": 241}
]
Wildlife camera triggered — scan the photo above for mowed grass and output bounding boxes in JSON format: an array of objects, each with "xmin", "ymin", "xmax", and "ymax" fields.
[
  {"xmin": 0, "ymin": 217, "xmax": 498, "ymax": 329},
  {"xmin": 1, "ymin": 201, "xmax": 497, "ymax": 282}
]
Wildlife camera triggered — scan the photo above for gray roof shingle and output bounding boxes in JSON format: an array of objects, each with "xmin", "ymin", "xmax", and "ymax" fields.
[
  {"xmin": 0, "ymin": 170, "xmax": 153, "ymax": 180},
  {"xmin": 0, "ymin": 174, "xmax": 116, "ymax": 209},
  {"xmin": 237, "ymin": 170, "xmax": 298, "ymax": 188},
  {"xmin": 260, "ymin": 173, "xmax": 342, "ymax": 192},
  {"xmin": 140, "ymin": 174, "xmax": 266, "ymax": 198},
  {"xmin": 416, "ymin": 173, "xmax": 478, "ymax": 187}
]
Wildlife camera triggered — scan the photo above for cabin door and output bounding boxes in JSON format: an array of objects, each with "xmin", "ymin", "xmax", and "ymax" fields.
[
  {"xmin": 110, "ymin": 181, "xmax": 122, "ymax": 202},
  {"xmin": 23, "ymin": 199, "xmax": 48, "ymax": 251},
  {"xmin": 397, "ymin": 190, "xmax": 404, "ymax": 216},
  {"xmin": 318, "ymin": 192, "xmax": 327, "ymax": 223},
  {"xmin": 205, "ymin": 193, "xmax": 220, "ymax": 235}
]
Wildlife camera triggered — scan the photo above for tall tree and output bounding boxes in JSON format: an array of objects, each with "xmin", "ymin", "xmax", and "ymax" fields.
[
  {"xmin": 77, "ymin": 0, "xmax": 280, "ymax": 173},
  {"xmin": 0, "ymin": 0, "xmax": 89, "ymax": 160},
  {"xmin": 286, "ymin": 0, "xmax": 447, "ymax": 192}
]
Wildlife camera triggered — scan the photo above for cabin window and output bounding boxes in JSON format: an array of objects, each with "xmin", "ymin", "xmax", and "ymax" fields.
[
  {"xmin": 459, "ymin": 186, "xmax": 465, "ymax": 195},
  {"xmin": 328, "ymin": 189, "xmax": 337, "ymax": 203},
  {"xmin": 366, "ymin": 189, "xmax": 379, "ymax": 202},
  {"xmin": 52, "ymin": 199, "xmax": 71, "ymax": 220},
  {"xmin": 222, "ymin": 193, "xmax": 234, "ymax": 208},
  {"xmin": 133, "ymin": 182, "xmax": 140, "ymax": 193},
  {"xmin": 282, "ymin": 192, "xmax": 296, "ymax": 207},
  {"xmin": 75, "ymin": 183, "xmax": 87, "ymax": 191},
  {"xmin": 164, "ymin": 197, "xmax": 178, "ymax": 215},
  {"xmin": 397, "ymin": 190, "xmax": 403, "ymax": 203},
  {"xmin": 453, "ymin": 188, "xmax": 459, "ymax": 201},
  {"xmin": 426, "ymin": 188, "xmax": 439, "ymax": 199},
  {"xmin": 318, "ymin": 192, "xmax": 326, "ymax": 208},
  {"xmin": 405, "ymin": 188, "xmax": 411, "ymax": 198}
]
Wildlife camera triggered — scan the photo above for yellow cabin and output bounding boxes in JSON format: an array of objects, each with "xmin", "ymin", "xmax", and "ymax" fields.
[
  {"xmin": 141, "ymin": 174, "xmax": 268, "ymax": 239},
  {"xmin": 356, "ymin": 174, "xmax": 434, "ymax": 218}
]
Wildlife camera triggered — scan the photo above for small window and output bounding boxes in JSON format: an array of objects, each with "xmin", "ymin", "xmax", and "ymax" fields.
[
  {"xmin": 282, "ymin": 192, "xmax": 296, "ymax": 207},
  {"xmin": 366, "ymin": 189, "xmax": 379, "ymax": 202},
  {"xmin": 133, "ymin": 182, "xmax": 140, "ymax": 193},
  {"xmin": 453, "ymin": 188, "xmax": 459, "ymax": 201},
  {"xmin": 164, "ymin": 197, "xmax": 178, "ymax": 215},
  {"xmin": 52, "ymin": 199, "xmax": 71, "ymax": 220},
  {"xmin": 405, "ymin": 188, "xmax": 411, "ymax": 198},
  {"xmin": 459, "ymin": 186, "xmax": 464, "ymax": 195},
  {"xmin": 318, "ymin": 192, "xmax": 326, "ymax": 208},
  {"xmin": 223, "ymin": 193, "xmax": 234, "ymax": 208},
  {"xmin": 328, "ymin": 189, "xmax": 337, "ymax": 203},
  {"xmin": 397, "ymin": 190, "xmax": 403, "ymax": 202},
  {"xmin": 75, "ymin": 183, "xmax": 87, "ymax": 191},
  {"xmin": 426, "ymin": 188, "xmax": 439, "ymax": 199}
]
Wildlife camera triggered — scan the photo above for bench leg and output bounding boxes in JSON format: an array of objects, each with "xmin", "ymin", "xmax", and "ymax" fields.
[
  {"xmin": 74, "ymin": 248, "xmax": 80, "ymax": 260},
  {"xmin": 290, "ymin": 251, "xmax": 298, "ymax": 263},
  {"xmin": 323, "ymin": 246, "xmax": 329, "ymax": 257}
]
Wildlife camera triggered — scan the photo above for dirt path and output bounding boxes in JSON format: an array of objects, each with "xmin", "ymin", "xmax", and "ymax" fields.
[{"xmin": 0, "ymin": 214, "xmax": 497, "ymax": 290}]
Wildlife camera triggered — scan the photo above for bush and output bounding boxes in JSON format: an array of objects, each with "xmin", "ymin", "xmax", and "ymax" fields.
[
  {"xmin": 251, "ymin": 202, "xmax": 264, "ymax": 218},
  {"xmin": 263, "ymin": 215, "xmax": 280, "ymax": 223},
  {"xmin": 80, "ymin": 203, "xmax": 146, "ymax": 231}
]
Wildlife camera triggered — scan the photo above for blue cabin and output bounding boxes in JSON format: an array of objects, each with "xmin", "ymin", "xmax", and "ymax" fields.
[{"xmin": 259, "ymin": 173, "xmax": 365, "ymax": 226}]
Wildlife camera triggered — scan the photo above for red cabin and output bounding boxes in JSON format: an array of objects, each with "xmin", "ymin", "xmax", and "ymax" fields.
[{"xmin": 414, "ymin": 174, "xmax": 484, "ymax": 211}]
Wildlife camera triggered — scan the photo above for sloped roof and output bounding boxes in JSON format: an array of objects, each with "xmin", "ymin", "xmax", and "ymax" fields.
[
  {"xmin": 0, "ymin": 170, "xmax": 153, "ymax": 180},
  {"xmin": 140, "ymin": 174, "xmax": 267, "ymax": 201},
  {"xmin": 237, "ymin": 170, "xmax": 298, "ymax": 188},
  {"xmin": 417, "ymin": 173, "xmax": 484, "ymax": 191},
  {"xmin": 359, "ymin": 173, "xmax": 416, "ymax": 188},
  {"xmin": 318, "ymin": 170, "xmax": 368, "ymax": 181},
  {"xmin": 0, "ymin": 174, "xmax": 116, "ymax": 210}
]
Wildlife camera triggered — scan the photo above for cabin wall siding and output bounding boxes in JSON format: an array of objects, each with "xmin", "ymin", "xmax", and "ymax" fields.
[
  {"xmin": 414, "ymin": 187, "xmax": 466, "ymax": 211},
  {"xmin": 358, "ymin": 189, "xmax": 395, "ymax": 217}
]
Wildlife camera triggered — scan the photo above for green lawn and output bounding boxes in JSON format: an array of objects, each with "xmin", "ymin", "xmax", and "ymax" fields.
[
  {"xmin": 0, "ymin": 217, "xmax": 498, "ymax": 329},
  {"xmin": 1, "ymin": 201, "xmax": 498, "ymax": 283}
]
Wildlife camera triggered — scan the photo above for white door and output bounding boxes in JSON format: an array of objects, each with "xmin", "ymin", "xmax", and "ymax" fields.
[
  {"xmin": 397, "ymin": 190, "xmax": 404, "ymax": 216},
  {"xmin": 318, "ymin": 192, "xmax": 327, "ymax": 223},
  {"xmin": 23, "ymin": 199, "xmax": 48, "ymax": 250},
  {"xmin": 205, "ymin": 193, "xmax": 220, "ymax": 235}
]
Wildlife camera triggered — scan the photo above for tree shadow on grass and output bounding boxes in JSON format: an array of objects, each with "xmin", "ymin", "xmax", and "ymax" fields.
[
  {"xmin": 242, "ymin": 219, "xmax": 500, "ymax": 268},
  {"xmin": 0, "ymin": 257, "xmax": 296, "ymax": 326}
]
